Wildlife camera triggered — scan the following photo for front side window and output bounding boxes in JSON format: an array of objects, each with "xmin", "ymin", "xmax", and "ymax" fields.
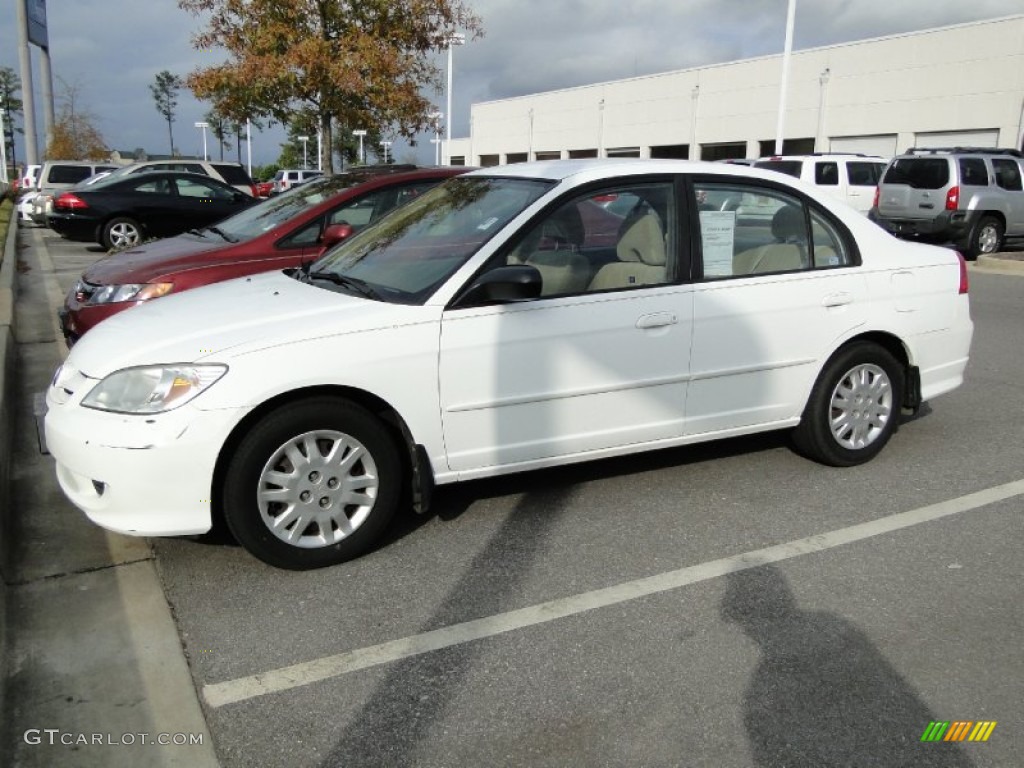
[
  {"xmin": 175, "ymin": 177, "xmax": 234, "ymax": 200},
  {"xmin": 486, "ymin": 182, "xmax": 676, "ymax": 297},
  {"xmin": 309, "ymin": 176, "xmax": 551, "ymax": 303},
  {"xmin": 696, "ymin": 183, "xmax": 851, "ymax": 278}
]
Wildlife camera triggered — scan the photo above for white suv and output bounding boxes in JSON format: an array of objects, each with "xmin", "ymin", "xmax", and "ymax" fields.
[
  {"xmin": 272, "ymin": 169, "xmax": 323, "ymax": 194},
  {"xmin": 754, "ymin": 154, "xmax": 888, "ymax": 214}
]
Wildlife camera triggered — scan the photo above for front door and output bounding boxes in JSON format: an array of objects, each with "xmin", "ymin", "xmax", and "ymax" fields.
[{"xmin": 439, "ymin": 179, "xmax": 694, "ymax": 473}]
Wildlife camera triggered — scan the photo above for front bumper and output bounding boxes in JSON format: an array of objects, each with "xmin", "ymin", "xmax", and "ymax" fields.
[{"xmin": 45, "ymin": 388, "xmax": 245, "ymax": 537}]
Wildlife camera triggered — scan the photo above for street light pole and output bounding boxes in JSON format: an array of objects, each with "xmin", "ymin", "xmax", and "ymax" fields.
[
  {"xmin": 194, "ymin": 121, "xmax": 209, "ymax": 160},
  {"xmin": 380, "ymin": 140, "xmax": 391, "ymax": 164},
  {"xmin": 0, "ymin": 108, "xmax": 8, "ymax": 184},
  {"xmin": 445, "ymin": 32, "xmax": 465, "ymax": 166},
  {"xmin": 429, "ymin": 112, "xmax": 443, "ymax": 165},
  {"xmin": 774, "ymin": 0, "xmax": 797, "ymax": 155},
  {"xmin": 298, "ymin": 135, "xmax": 310, "ymax": 169},
  {"xmin": 352, "ymin": 129, "xmax": 367, "ymax": 164}
]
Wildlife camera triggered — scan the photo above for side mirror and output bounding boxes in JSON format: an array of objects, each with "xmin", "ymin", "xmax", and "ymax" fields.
[
  {"xmin": 320, "ymin": 223, "xmax": 355, "ymax": 252},
  {"xmin": 457, "ymin": 265, "xmax": 543, "ymax": 307}
]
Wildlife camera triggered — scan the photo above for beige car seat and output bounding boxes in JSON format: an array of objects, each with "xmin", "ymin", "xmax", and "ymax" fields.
[
  {"xmin": 508, "ymin": 204, "xmax": 590, "ymax": 295},
  {"xmin": 732, "ymin": 206, "xmax": 808, "ymax": 275},
  {"xmin": 587, "ymin": 208, "xmax": 667, "ymax": 291}
]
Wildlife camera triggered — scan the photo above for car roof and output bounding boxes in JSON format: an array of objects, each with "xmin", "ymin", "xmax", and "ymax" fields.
[{"xmin": 466, "ymin": 158, "xmax": 815, "ymax": 185}]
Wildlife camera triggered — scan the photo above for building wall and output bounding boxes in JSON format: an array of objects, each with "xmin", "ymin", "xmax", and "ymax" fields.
[{"xmin": 450, "ymin": 15, "xmax": 1024, "ymax": 165}]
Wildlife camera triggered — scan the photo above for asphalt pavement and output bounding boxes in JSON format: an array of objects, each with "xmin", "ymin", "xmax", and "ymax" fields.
[{"xmin": 2, "ymin": 223, "xmax": 1022, "ymax": 767}]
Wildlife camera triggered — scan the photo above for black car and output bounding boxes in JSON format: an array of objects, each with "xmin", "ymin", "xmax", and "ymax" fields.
[{"xmin": 47, "ymin": 171, "xmax": 255, "ymax": 250}]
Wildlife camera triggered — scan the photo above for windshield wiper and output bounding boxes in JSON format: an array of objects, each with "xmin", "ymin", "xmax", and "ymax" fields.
[
  {"xmin": 307, "ymin": 271, "xmax": 382, "ymax": 300},
  {"xmin": 186, "ymin": 228, "xmax": 207, "ymax": 237},
  {"xmin": 207, "ymin": 226, "xmax": 238, "ymax": 243}
]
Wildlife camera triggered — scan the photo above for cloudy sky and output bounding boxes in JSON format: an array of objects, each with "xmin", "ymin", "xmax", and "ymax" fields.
[{"xmin": 2, "ymin": 0, "xmax": 1022, "ymax": 169}]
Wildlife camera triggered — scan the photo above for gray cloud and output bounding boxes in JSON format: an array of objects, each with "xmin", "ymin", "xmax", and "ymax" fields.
[{"xmin": 2, "ymin": 0, "xmax": 1021, "ymax": 167}]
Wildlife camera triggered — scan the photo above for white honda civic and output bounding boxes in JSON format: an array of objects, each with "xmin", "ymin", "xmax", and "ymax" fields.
[{"xmin": 45, "ymin": 159, "xmax": 974, "ymax": 569}]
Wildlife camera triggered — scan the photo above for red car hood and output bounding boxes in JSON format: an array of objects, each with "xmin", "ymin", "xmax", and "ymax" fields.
[{"xmin": 82, "ymin": 234, "xmax": 237, "ymax": 284}]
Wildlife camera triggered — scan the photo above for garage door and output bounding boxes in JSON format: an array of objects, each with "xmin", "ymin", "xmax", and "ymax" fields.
[
  {"xmin": 913, "ymin": 129, "xmax": 999, "ymax": 149},
  {"xmin": 829, "ymin": 134, "xmax": 897, "ymax": 158}
]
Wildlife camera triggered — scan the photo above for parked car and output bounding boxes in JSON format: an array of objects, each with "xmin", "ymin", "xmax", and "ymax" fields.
[
  {"xmin": 47, "ymin": 171, "xmax": 254, "ymax": 251},
  {"xmin": 31, "ymin": 160, "xmax": 119, "ymax": 225},
  {"xmin": 101, "ymin": 159, "xmax": 257, "ymax": 197},
  {"xmin": 45, "ymin": 159, "xmax": 973, "ymax": 570},
  {"xmin": 19, "ymin": 163, "xmax": 42, "ymax": 191},
  {"xmin": 17, "ymin": 190, "xmax": 40, "ymax": 225},
  {"xmin": 254, "ymin": 179, "xmax": 274, "ymax": 198},
  {"xmin": 754, "ymin": 153, "xmax": 887, "ymax": 215},
  {"xmin": 869, "ymin": 146, "xmax": 1024, "ymax": 259},
  {"xmin": 272, "ymin": 168, "xmax": 323, "ymax": 194},
  {"xmin": 58, "ymin": 166, "xmax": 469, "ymax": 342}
]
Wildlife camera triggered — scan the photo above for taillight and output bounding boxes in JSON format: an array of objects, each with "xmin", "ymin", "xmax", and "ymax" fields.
[
  {"xmin": 872, "ymin": 186, "xmax": 879, "ymax": 209},
  {"xmin": 55, "ymin": 193, "xmax": 89, "ymax": 210},
  {"xmin": 956, "ymin": 251, "xmax": 968, "ymax": 294},
  {"xmin": 945, "ymin": 186, "xmax": 959, "ymax": 211}
]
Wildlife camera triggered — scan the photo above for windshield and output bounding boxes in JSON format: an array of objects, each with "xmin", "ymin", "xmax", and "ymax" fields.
[
  {"xmin": 309, "ymin": 176, "xmax": 552, "ymax": 303},
  {"xmin": 198, "ymin": 174, "xmax": 379, "ymax": 242}
]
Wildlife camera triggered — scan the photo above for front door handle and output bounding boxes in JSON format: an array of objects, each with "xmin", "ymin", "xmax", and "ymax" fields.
[
  {"xmin": 822, "ymin": 292, "xmax": 853, "ymax": 308},
  {"xmin": 636, "ymin": 312, "xmax": 678, "ymax": 329}
]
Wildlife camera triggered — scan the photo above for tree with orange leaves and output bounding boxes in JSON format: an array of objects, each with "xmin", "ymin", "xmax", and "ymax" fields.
[{"xmin": 178, "ymin": 0, "xmax": 483, "ymax": 172}]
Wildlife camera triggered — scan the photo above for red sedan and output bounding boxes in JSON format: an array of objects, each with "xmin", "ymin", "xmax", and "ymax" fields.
[{"xmin": 59, "ymin": 166, "xmax": 470, "ymax": 343}]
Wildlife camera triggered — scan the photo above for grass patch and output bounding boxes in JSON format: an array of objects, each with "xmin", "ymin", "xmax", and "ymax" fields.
[{"xmin": 0, "ymin": 199, "xmax": 12, "ymax": 259}]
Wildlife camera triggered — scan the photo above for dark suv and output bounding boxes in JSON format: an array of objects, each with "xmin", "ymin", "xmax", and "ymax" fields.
[{"xmin": 870, "ymin": 147, "xmax": 1024, "ymax": 259}]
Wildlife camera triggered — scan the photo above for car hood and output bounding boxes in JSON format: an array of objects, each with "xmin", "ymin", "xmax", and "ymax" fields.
[
  {"xmin": 82, "ymin": 234, "xmax": 232, "ymax": 284},
  {"xmin": 67, "ymin": 271, "xmax": 429, "ymax": 379}
]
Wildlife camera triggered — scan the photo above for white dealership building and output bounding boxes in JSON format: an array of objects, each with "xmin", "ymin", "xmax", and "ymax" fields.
[{"xmin": 448, "ymin": 15, "xmax": 1024, "ymax": 167}]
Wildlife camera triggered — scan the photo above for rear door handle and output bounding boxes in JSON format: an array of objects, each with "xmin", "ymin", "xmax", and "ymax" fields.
[
  {"xmin": 636, "ymin": 312, "xmax": 678, "ymax": 329},
  {"xmin": 822, "ymin": 292, "xmax": 853, "ymax": 308}
]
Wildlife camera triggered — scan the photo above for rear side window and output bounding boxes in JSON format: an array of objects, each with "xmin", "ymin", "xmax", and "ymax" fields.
[
  {"xmin": 847, "ymin": 162, "xmax": 882, "ymax": 186},
  {"xmin": 212, "ymin": 163, "xmax": 254, "ymax": 185},
  {"xmin": 754, "ymin": 160, "xmax": 802, "ymax": 178},
  {"xmin": 958, "ymin": 158, "xmax": 989, "ymax": 186},
  {"xmin": 695, "ymin": 183, "xmax": 852, "ymax": 279},
  {"xmin": 814, "ymin": 162, "xmax": 839, "ymax": 185},
  {"xmin": 882, "ymin": 158, "xmax": 949, "ymax": 189},
  {"xmin": 47, "ymin": 165, "xmax": 93, "ymax": 185},
  {"xmin": 992, "ymin": 159, "xmax": 1023, "ymax": 191}
]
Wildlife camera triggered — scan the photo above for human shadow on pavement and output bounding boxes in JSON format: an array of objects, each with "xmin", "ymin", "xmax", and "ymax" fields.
[{"xmin": 721, "ymin": 565, "xmax": 972, "ymax": 768}]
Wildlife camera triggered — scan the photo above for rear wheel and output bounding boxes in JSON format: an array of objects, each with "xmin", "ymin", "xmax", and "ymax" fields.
[
  {"xmin": 965, "ymin": 216, "xmax": 1003, "ymax": 260},
  {"xmin": 102, "ymin": 217, "xmax": 142, "ymax": 250},
  {"xmin": 222, "ymin": 398, "xmax": 402, "ymax": 570},
  {"xmin": 793, "ymin": 342, "xmax": 903, "ymax": 467}
]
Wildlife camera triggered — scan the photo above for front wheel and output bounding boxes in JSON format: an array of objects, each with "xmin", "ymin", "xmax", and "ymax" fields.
[
  {"xmin": 102, "ymin": 217, "xmax": 142, "ymax": 250},
  {"xmin": 222, "ymin": 398, "xmax": 403, "ymax": 570},
  {"xmin": 793, "ymin": 342, "xmax": 903, "ymax": 467}
]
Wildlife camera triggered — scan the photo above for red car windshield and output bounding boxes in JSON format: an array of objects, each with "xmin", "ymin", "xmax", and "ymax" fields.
[
  {"xmin": 207, "ymin": 174, "xmax": 387, "ymax": 242},
  {"xmin": 310, "ymin": 176, "xmax": 552, "ymax": 303}
]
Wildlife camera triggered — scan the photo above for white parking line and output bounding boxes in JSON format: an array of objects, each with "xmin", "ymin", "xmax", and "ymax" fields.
[{"xmin": 203, "ymin": 478, "xmax": 1024, "ymax": 709}]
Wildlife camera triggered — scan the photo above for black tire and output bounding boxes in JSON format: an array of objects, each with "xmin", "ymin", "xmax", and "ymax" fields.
[
  {"xmin": 792, "ymin": 342, "xmax": 904, "ymax": 467},
  {"xmin": 102, "ymin": 216, "xmax": 142, "ymax": 251},
  {"xmin": 222, "ymin": 397, "xmax": 402, "ymax": 570},
  {"xmin": 965, "ymin": 215, "xmax": 1003, "ymax": 260}
]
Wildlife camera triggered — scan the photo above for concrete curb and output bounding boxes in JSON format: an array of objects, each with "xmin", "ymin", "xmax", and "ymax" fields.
[
  {"xmin": 974, "ymin": 254, "xmax": 1024, "ymax": 274},
  {"xmin": 0, "ymin": 203, "xmax": 18, "ymax": 747}
]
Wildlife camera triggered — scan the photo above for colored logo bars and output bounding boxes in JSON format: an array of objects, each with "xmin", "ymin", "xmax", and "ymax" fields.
[{"xmin": 921, "ymin": 721, "xmax": 997, "ymax": 742}]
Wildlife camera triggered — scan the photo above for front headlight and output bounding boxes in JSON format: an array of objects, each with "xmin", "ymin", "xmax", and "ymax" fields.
[
  {"xmin": 89, "ymin": 283, "xmax": 174, "ymax": 304},
  {"xmin": 81, "ymin": 364, "xmax": 227, "ymax": 414}
]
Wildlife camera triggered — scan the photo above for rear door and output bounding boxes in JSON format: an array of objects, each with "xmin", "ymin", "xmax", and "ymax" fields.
[
  {"xmin": 844, "ymin": 161, "xmax": 884, "ymax": 214},
  {"xmin": 992, "ymin": 158, "xmax": 1024, "ymax": 236}
]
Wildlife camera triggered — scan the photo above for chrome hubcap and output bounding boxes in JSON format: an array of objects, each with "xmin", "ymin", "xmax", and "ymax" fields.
[
  {"xmin": 257, "ymin": 430, "xmax": 379, "ymax": 549},
  {"xmin": 978, "ymin": 225, "xmax": 998, "ymax": 254},
  {"xmin": 829, "ymin": 363, "xmax": 892, "ymax": 450}
]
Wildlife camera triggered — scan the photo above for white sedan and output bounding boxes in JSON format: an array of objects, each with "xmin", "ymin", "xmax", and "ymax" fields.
[{"xmin": 45, "ymin": 160, "xmax": 974, "ymax": 569}]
